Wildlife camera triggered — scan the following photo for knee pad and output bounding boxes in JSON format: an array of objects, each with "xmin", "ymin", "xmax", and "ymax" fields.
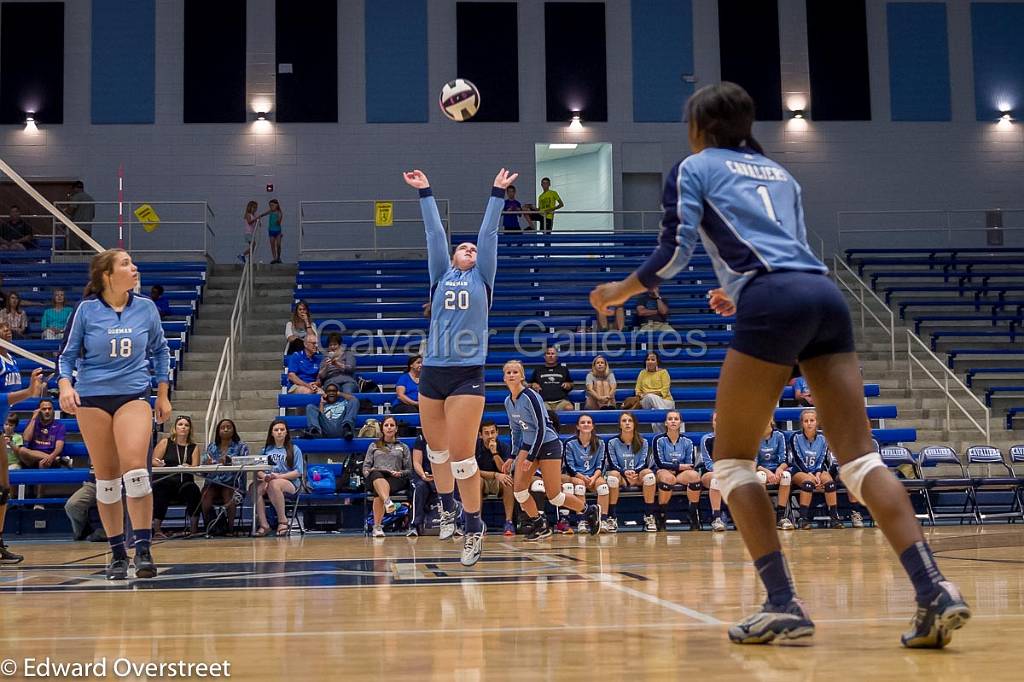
[
  {"xmin": 606, "ymin": 475, "xmax": 620, "ymax": 489},
  {"xmin": 96, "ymin": 479, "xmax": 122, "ymax": 505},
  {"xmin": 779, "ymin": 471, "xmax": 792, "ymax": 486},
  {"xmin": 657, "ymin": 481, "xmax": 674, "ymax": 492},
  {"xmin": 715, "ymin": 459, "xmax": 760, "ymax": 503},
  {"xmin": 840, "ymin": 452, "xmax": 885, "ymax": 501},
  {"xmin": 642, "ymin": 472, "xmax": 656, "ymax": 487},
  {"xmin": 530, "ymin": 479, "xmax": 546, "ymax": 494},
  {"xmin": 122, "ymin": 469, "xmax": 151, "ymax": 498},
  {"xmin": 824, "ymin": 481, "xmax": 837, "ymax": 493},
  {"xmin": 687, "ymin": 482, "xmax": 702, "ymax": 492},
  {"xmin": 0, "ymin": 486, "xmax": 9, "ymax": 506},
  {"xmin": 427, "ymin": 447, "xmax": 450, "ymax": 465},
  {"xmin": 450, "ymin": 458, "xmax": 478, "ymax": 480},
  {"xmin": 596, "ymin": 483, "xmax": 610, "ymax": 496},
  {"xmin": 708, "ymin": 477, "xmax": 720, "ymax": 491},
  {"xmin": 801, "ymin": 480, "xmax": 815, "ymax": 493},
  {"xmin": 514, "ymin": 489, "xmax": 531, "ymax": 504},
  {"xmin": 756, "ymin": 470, "xmax": 768, "ymax": 485},
  {"xmin": 550, "ymin": 492, "xmax": 566, "ymax": 506},
  {"xmin": 574, "ymin": 484, "xmax": 586, "ymax": 497}
]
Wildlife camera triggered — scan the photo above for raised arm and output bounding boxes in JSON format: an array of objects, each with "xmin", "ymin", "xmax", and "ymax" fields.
[
  {"xmin": 404, "ymin": 170, "xmax": 450, "ymax": 284},
  {"xmin": 477, "ymin": 168, "xmax": 519, "ymax": 286}
]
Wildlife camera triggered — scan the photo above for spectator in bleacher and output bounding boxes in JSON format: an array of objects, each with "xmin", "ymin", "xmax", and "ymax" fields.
[
  {"xmin": 408, "ymin": 432, "xmax": 437, "ymax": 537},
  {"xmin": 151, "ymin": 416, "xmax": 202, "ymax": 538},
  {"xmin": 529, "ymin": 346, "xmax": 574, "ymax": 412},
  {"xmin": 363, "ymin": 416, "xmax": 413, "ymax": 538},
  {"xmin": 584, "ymin": 355, "xmax": 617, "ymax": 410},
  {"xmin": 305, "ymin": 383, "xmax": 358, "ymax": 441},
  {"xmin": 476, "ymin": 420, "xmax": 515, "ymax": 536},
  {"xmin": 699, "ymin": 411, "xmax": 727, "ymax": 532},
  {"xmin": 287, "ymin": 335, "xmax": 323, "ymax": 394},
  {"xmin": 285, "ymin": 300, "xmax": 317, "ymax": 355},
  {"xmin": 149, "ymin": 285, "xmax": 171, "ymax": 320},
  {"xmin": 64, "ymin": 476, "xmax": 105, "ymax": 542},
  {"xmin": 0, "ymin": 292, "xmax": 27, "ymax": 339},
  {"xmin": 0, "ymin": 205, "xmax": 35, "ymax": 250},
  {"xmin": 3, "ymin": 414, "xmax": 23, "ymax": 470},
  {"xmin": 635, "ymin": 351, "xmax": 675, "ymax": 432},
  {"xmin": 200, "ymin": 418, "xmax": 248, "ymax": 536},
  {"xmin": 254, "ymin": 419, "xmax": 304, "ymax": 537},
  {"xmin": 605, "ymin": 411, "xmax": 656, "ymax": 532},
  {"xmin": 18, "ymin": 399, "xmax": 67, "ymax": 469},
  {"xmin": 318, "ymin": 332, "xmax": 358, "ymax": 394},
  {"xmin": 63, "ymin": 181, "xmax": 95, "ymax": 250},
  {"xmin": 40, "ymin": 289, "xmax": 72, "ymax": 340},
  {"xmin": 240, "ymin": 200, "xmax": 258, "ymax": 263},
  {"xmin": 653, "ymin": 410, "xmax": 701, "ymax": 531},
  {"xmin": 537, "ymin": 177, "xmax": 564, "ymax": 234},
  {"xmin": 502, "ymin": 185, "xmax": 523, "ymax": 233},
  {"xmin": 596, "ymin": 305, "xmax": 625, "ymax": 332},
  {"xmin": 790, "ymin": 409, "xmax": 844, "ymax": 530},
  {"xmin": 756, "ymin": 420, "xmax": 794, "ymax": 531},
  {"xmin": 636, "ymin": 286, "xmax": 673, "ymax": 332},
  {"xmin": 392, "ymin": 355, "xmax": 422, "ymax": 413},
  {"xmin": 259, "ymin": 198, "xmax": 284, "ymax": 264},
  {"xmin": 793, "ymin": 375, "xmax": 813, "ymax": 407}
]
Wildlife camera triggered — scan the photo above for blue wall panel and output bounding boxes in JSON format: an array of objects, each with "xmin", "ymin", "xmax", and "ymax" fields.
[
  {"xmin": 971, "ymin": 2, "xmax": 1024, "ymax": 121},
  {"xmin": 92, "ymin": 0, "xmax": 155, "ymax": 124},
  {"xmin": 366, "ymin": 0, "xmax": 429, "ymax": 123},
  {"xmin": 887, "ymin": 3, "xmax": 950, "ymax": 121},
  {"xmin": 632, "ymin": 0, "xmax": 694, "ymax": 122}
]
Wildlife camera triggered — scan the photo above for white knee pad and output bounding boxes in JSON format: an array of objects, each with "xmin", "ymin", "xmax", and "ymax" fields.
[
  {"xmin": 642, "ymin": 472, "xmax": 657, "ymax": 487},
  {"xmin": 551, "ymin": 492, "xmax": 566, "ymax": 506},
  {"xmin": 606, "ymin": 475, "xmax": 620, "ymax": 489},
  {"xmin": 708, "ymin": 477, "xmax": 720, "ymax": 491},
  {"xmin": 574, "ymin": 484, "xmax": 586, "ymax": 497},
  {"xmin": 514, "ymin": 489, "xmax": 531, "ymax": 504},
  {"xmin": 530, "ymin": 479, "xmax": 546, "ymax": 493},
  {"xmin": 596, "ymin": 483, "xmax": 610, "ymax": 496},
  {"xmin": 96, "ymin": 479, "xmax": 122, "ymax": 505},
  {"xmin": 756, "ymin": 470, "xmax": 768, "ymax": 485},
  {"xmin": 562, "ymin": 482, "xmax": 575, "ymax": 495},
  {"xmin": 715, "ymin": 459, "xmax": 760, "ymax": 503},
  {"xmin": 427, "ymin": 447, "xmax": 450, "ymax": 464},
  {"xmin": 840, "ymin": 451, "xmax": 886, "ymax": 501},
  {"xmin": 779, "ymin": 470, "xmax": 792, "ymax": 486},
  {"xmin": 450, "ymin": 458, "xmax": 478, "ymax": 480},
  {"xmin": 122, "ymin": 469, "xmax": 151, "ymax": 498}
]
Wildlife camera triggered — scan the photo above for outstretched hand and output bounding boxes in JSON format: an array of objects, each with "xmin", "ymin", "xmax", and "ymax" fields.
[
  {"xmin": 493, "ymin": 168, "xmax": 519, "ymax": 190},
  {"xmin": 402, "ymin": 170, "xmax": 430, "ymax": 189},
  {"xmin": 707, "ymin": 288, "xmax": 736, "ymax": 317}
]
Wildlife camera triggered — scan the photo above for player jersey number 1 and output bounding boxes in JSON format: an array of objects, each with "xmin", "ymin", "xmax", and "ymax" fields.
[
  {"xmin": 444, "ymin": 289, "xmax": 470, "ymax": 310},
  {"xmin": 755, "ymin": 185, "xmax": 780, "ymax": 223},
  {"xmin": 109, "ymin": 338, "xmax": 133, "ymax": 358}
]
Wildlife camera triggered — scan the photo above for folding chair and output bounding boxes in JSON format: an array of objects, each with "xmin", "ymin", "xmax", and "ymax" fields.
[
  {"xmin": 966, "ymin": 446, "xmax": 1023, "ymax": 523},
  {"xmin": 918, "ymin": 446, "xmax": 977, "ymax": 525},
  {"xmin": 880, "ymin": 446, "xmax": 929, "ymax": 523}
]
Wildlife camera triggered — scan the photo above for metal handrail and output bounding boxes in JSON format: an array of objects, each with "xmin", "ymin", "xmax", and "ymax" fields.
[
  {"xmin": 299, "ymin": 198, "xmax": 450, "ymax": 256},
  {"xmin": 906, "ymin": 330, "xmax": 991, "ymax": 443},
  {"xmin": 203, "ymin": 226, "xmax": 259, "ymax": 443},
  {"xmin": 837, "ymin": 208, "xmax": 1024, "ymax": 253},
  {"xmin": 832, "ymin": 256, "xmax": 896, "ymax": 364}
]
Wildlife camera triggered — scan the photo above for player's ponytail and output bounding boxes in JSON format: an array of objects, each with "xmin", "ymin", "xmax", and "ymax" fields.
[
  {"xmin": 685, "ymin": 82, "xmax": 763, "ymax": 154},
  {"xmin": 83, "ymin": 248, "xmax": 127, "ymax": 298}
]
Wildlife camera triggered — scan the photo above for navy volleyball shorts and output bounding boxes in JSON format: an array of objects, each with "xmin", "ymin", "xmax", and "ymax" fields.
[
  {"xmin": 419, "ymin": 365, "xmax": 486, "ymax": 400},
  {"xmin": 731, "ymin": 270, "xmax": 855, "ymax": 366},
  {"xmin": 526, "ymin": 439, "xmax": 563, "ymax": 463}
]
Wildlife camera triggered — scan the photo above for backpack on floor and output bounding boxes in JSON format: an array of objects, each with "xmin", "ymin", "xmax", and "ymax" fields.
[{"xmin": 306, "ymin": 465, "xmax": 337, "ymax": 493}]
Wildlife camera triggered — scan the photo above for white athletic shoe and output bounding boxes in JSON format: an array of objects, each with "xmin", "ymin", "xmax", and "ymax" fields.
[
  {"xmin": 577, "ymin": 520, "xmax": 590, "ymax": 534},
  {"xmin": 384, "ymin": 498, "xmax": 396, "ymax": 514},
  {"xmin": 372, "ymin": 525, "xmax": 385, "ymax": 538},
  {"xmin": 461, "ymin": 523, "xmax": 486, "ymax": 567},
  {"xmin": 711, "ymin": 517, "xmax": 727, "ymax": 532},
  {"xmin": 778, "ymin": 517, "xmax": 795, "ymax": 531},
  {"xmin": 439, "ymin": 507, "xmax": 459, "ymax": 541},
  {"xmin": 604, "ymin": 518, "xmax": 618, "ymax": 533},
  {"xmin": 850, "ymin": 510, "xmax": 865, "ymax": 528},
  {"xmin": 643, "ymin": 514, "xmax": 658, "ymax": 532}
]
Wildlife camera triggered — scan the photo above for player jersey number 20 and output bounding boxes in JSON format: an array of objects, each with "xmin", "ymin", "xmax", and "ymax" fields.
[
  {"xmin": 443, "ymin": 289, "xmax": 470, "ymax": 311},
  {"xmin": 109, "ymin": 337, "xmax": 133, "ymax": 358}
]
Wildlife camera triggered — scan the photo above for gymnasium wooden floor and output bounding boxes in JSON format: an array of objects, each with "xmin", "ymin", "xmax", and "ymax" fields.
[{"xmin": 1, "ymin": 526, "xmax": 1022, "ymax": 681}]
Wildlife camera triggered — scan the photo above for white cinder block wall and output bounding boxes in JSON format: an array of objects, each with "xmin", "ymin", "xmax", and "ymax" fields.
[{"xmin": 0, "ymin": 0, "xmax": 1021, "ymax": 263}]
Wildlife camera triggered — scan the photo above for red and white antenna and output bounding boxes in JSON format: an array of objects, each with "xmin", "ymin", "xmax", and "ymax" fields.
[{"xmin": 117, "ymin": 162, "xmax": 124, "ymax": 248}]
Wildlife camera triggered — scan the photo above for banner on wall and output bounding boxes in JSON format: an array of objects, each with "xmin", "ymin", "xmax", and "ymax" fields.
[
  {"xmin": 374, "ymin": 201, "xmax": 393, "ymax": 227},
  {"xmin": 134, "ymin": 203, "xmax": 161, "ymax": 233}
]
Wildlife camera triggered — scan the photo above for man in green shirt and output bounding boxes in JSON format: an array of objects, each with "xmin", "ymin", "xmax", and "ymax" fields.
[
  {"xmin": 537, "ymin": 177, "xmax": 564, "ymax": 234},
  {"xmin": 3, "ymin": 415, "xmax": 22, "ymax": 469}
]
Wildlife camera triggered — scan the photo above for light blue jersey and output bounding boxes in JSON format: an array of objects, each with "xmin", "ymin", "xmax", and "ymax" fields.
[
  {"xmin": 757, "ymin": 430, "xmax": 789, "ymax": 470},
  {"xmin": 606, "ymin": 436, "xmax": 651, "ymax": 473},
  {"xmin": 262, "ymin": 444, "xmax": 304, "ymax": 486},
  {"xmin": 791, "ymin": 432, "xmax": 829, "ymax": 474},
  {"xmin": 57, "ymin": 293, "xmax": 170, "ymax": 397},
  {"xmin": 698, "ymin": 433, "xmax": 715, "ymax": 472},
  {"xmin": 420, "ymin": 187, "xmax": 504, "ymax": 367},
  {"xmin": 635, "ymin": 147, "xmax": 828, "ymax": 303},
  {"xmin": 563, "ymin": 436, "xmax": 606, "ymax": 477},
  {"xmin": 653, "ymin": 433, "xmax": 696, "ymax": 471},
  {"xmin": 505, "ymin": 387, "xmax": 559, "ymax": 459}
]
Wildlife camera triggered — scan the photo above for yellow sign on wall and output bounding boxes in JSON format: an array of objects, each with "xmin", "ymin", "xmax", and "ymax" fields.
[
  {"xmin": 374, "ymin": 201, "xmax": 393, "ymax": 227},
  {"xmin": 134, "ymin": 204, "xmax": 161, "ymax": 233}
]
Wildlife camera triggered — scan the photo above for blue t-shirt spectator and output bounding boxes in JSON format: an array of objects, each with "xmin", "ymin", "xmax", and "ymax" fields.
[
  {"xmin": 502, "ymin": 198, "xmax": 522, "ymax": 230},
  {"xmin": 287, "ymin": 349, "xmax": 323, "ymax": 385},
  {"xmin": 395, "ymin": 372, "xmax": 419, "ymax": 406}
]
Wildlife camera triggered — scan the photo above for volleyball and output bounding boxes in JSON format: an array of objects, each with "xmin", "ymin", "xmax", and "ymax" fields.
[{"xmin": 439, "ymin": 78, "xmax": 480, "ymax": 121}]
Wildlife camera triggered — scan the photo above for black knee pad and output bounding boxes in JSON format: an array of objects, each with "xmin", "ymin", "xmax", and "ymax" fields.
[
  {"xmin": 657, "ymin": 481, "xmax": 674, "ymax": 492},
  {"xmin": 0, "ymin": 486, "xmax": 9, "ymax": 506},
  {"xmin": 824, "ymin": 481, "xmax": 837, "ymax": 493},
  {"xmin": 801, "ymin": 481, "xmax": 815, "ymax": 493},
  {"xmin": 687, "ymin": 482, "xmax": 703, "ymax": 491}
]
